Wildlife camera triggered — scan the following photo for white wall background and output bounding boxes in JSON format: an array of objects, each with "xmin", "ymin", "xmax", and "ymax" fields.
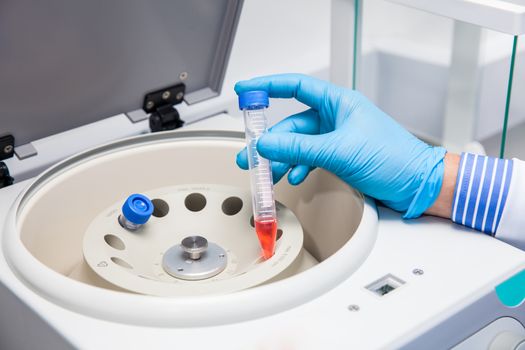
[{"xmin": 223, "ymin": 0, "xmax": 331, "ymax": 126}]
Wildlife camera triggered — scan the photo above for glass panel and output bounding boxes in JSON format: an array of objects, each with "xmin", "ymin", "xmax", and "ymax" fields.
[
  {"xmin": 504, "ymin": 35, "xmax": 525, "ymax": 160},
  {"xmin": 359, "ymin": 0, "xmax": 516, "ymax": 156},
  {"xmin": 359, "ymin": 0, "xmax": 455, "ymax": 143},
  {"xmin": 477, "ymin": 32, "xmax": 518, "ymax": 158},
  {"xmin": 481, "ymin": 35, "xmax": 525, "ymax": 159}
]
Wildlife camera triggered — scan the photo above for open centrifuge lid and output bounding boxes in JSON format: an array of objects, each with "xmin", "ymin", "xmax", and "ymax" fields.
[{"xmin": 0, "ymin": 0, "xmax": 243, "ymax": 147}]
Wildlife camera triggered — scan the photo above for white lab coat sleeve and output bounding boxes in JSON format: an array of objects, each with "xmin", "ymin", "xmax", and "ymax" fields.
[{"xmin": 495, "ymin": 158, "xmax": 525, "ymax": 250}]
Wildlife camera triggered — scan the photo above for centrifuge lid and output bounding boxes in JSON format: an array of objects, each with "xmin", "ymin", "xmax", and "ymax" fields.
[{"xmin": 0, "ymin": 0, "xmax": 243, "ymax": 147}]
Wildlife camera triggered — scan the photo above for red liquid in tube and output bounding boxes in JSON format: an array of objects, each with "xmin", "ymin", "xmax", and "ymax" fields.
[{"xmin": 254, "ymin": 218, "xmax": 277, "ymax": 260}]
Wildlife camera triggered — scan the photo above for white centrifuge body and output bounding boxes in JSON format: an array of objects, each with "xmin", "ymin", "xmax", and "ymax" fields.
[
  {"xmin": 0, "ymin": 2, "xmax": 524, "ymax": 349},
  {"xmin": 0, "ymin": 115, "xmax": 524, "ymax": 349}
]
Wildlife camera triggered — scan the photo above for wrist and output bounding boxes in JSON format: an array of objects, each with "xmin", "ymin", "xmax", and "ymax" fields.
[
  {"xmin": 403, "ymin": 146, "xmax": 447, "ymax": 219},
  {"xmin": 425, "ymin": 152, "xmax": 460, "ymax": 218}
]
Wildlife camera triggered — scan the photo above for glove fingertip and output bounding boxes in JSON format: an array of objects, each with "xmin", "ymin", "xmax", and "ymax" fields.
[
  {"xmin": 288, "ymin": 165, "xmax": 310, "ymax": 186},
  {"xmin": 233, "ymin": 82, "xmax": 245, "ymax": 94},
  {"xmin": 234, "ymin": 79, "xmax": 261, "ymax": 94},
  {"xmin": 271, "ymin": 162, "xmax": 291, "ymax": 184},
  {"xmin": 288, "ymin": 175, "xmax": 303, "ymax": 186},
  {"xmin": 236, "ymin": 152, "xmax": 249, "ymax": 170}
]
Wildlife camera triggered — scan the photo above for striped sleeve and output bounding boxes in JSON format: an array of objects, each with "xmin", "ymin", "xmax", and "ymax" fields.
[{"xmin": 451, "ymin": 153, "xmax": 513, "ymax": 236}]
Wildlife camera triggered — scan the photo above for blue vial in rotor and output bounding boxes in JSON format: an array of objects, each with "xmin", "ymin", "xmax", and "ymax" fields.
[{"xmin": 118, "ymin": 194, "xmax": 153, "ymax": 231}]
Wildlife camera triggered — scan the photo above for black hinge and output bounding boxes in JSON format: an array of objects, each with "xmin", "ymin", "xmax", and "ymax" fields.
[
  {"xmin": 0, "ymin": 162, "xmax": 14, "ymax": 188},
  {"xmin": 143, "ymin": 83, "xmax": 186, "ymax": 132},
  {"xmin": 0, "ymin": 134, "xmax": 15, "ymax": 161}
]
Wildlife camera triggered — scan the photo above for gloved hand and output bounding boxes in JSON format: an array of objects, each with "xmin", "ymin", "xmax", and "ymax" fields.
[{"xmin": 235, "ymin": 74, "xmax": 446, "ymax": 218}]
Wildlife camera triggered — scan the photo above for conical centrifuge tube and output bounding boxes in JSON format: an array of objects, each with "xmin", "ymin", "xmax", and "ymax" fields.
[
  {"xmin": 118, "ymin": 194, "xmax": 153, "ymax": 231},
  {"xmin": 239, "ymin": 90, "xmax": 277, "ymax": 260}
]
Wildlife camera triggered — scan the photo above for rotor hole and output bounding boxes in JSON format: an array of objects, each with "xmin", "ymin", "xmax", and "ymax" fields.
[
  {"xmin": 184, "ymin": 193, "xmax": 207, "ymax": 212},
  {"xmin": 250, "ymin": 215, "xmax": 255, "ymax": 227},
  {"xmin": 177, "ymin": 267, "xmax": 184, "ymax": 272},
  {"xmin": 152, "ymin": 198, "xmax": 170, "ymax": 217},
  {"xmin": 110, "ymin": 257, "xmax": 132, "ymax": 269},
  {"xmin": 222, "ymin": 196, "xmax": 243, "ymax": 216},
  {"xmin": 104, "ymin": 234, "xmax": 125, "ymax": 250},
  {"xmin": 276, "ymin": 229, "xmax": 283, "ymax": 240}
]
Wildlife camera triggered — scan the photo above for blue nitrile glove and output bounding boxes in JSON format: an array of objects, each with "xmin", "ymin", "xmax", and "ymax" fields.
[{"xmin": 235, "ymin": 74, "xmax": 446, "ymax": 218}]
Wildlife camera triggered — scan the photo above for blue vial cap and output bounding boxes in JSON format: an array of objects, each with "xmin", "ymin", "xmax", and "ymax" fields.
[
  {"xmin": 122, "ymin": 194, "xmax": 153, "ymax": 225},
  {"xmin": 238, "ymin": 90, "xmax": 269, "ymax": 110}
]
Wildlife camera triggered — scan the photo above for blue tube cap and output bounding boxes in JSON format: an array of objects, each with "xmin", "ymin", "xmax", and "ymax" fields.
[
  {"xmin": 122, "ymin": 194, "xmax": 153, "ymax": 225},
  {"xmin": 238, "ymin": 90, "xmax": 269, "ymax": 110}
]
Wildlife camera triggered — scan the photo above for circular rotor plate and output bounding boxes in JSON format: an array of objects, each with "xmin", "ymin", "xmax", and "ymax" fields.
[{"xmin": 83, "ymin": 184, "xmax": 303, "ymax": 296}]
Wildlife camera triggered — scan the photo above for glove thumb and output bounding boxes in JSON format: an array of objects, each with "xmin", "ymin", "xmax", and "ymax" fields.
[{"xmin": 257, "ymin": 132, "xmax": 328, "ymax": 168}]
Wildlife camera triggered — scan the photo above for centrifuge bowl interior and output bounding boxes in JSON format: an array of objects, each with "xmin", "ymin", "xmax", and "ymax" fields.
[{"xmin": 3, "ymin": 130, "xmax": 378, "ymax": 326}]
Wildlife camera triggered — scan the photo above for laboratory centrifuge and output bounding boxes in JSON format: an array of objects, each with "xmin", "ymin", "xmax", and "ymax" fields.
[{"xmin": 0, "ymin": 1, "xmax": 524, "ymax": 349}]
